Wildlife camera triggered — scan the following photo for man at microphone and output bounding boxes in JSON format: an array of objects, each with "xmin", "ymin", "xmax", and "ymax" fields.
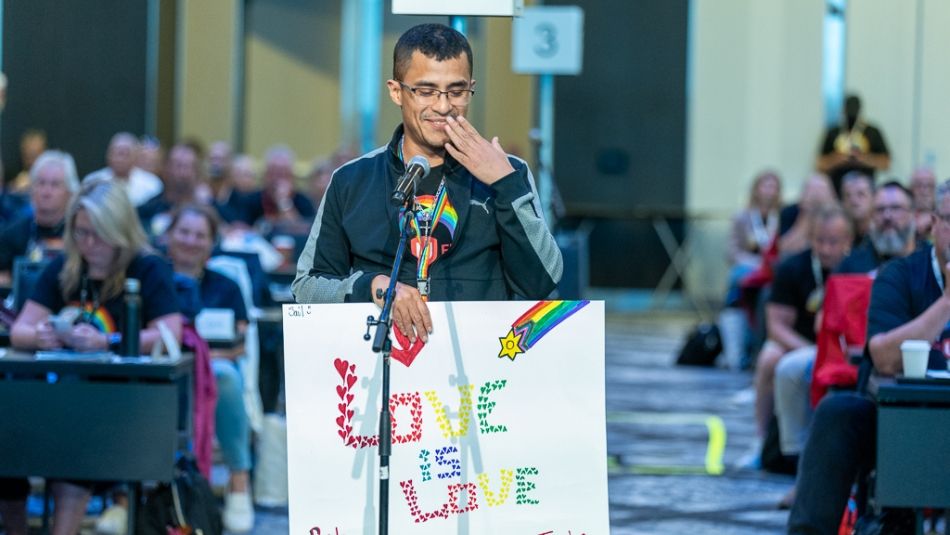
[{"xmin": 292, "ymin": 23, "xmax": 562, "ymax": 342}]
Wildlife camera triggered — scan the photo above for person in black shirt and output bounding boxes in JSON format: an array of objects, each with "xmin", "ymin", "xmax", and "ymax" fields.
[
  {"xmin": 0, "ymin": 162, "xmax": 31, "ymax": 240},
  {"xmin": 206, "ymin": 140, "xmax": 251, "ymax": 225},
  {"xmin": 750, "ymin": 207, "xmax": 851, "ymax": 460},
  {"xmin": 772, "ymin": 181, "xmax": 918, "ymax": 504},
  {"xmin": 139, "ymin": 142, "xmax": 209, "ymax": 238},
  {"xmin": 293, "ymin": 24, "xmax": 562, "ymax": 346},
  {"xmin": 3, "ymin": 178, "xmax": 181, "ymax": 535},
  {"xmin": 789, "ymin": 180, "xmax": 950, "ymax": 533},
  {"xmin": 0, "ymin": 150, "xmax": 77, "ymax": 284},
  {"xmin": 816, "ymin": 94, "xmax": 890, "ymax": 196},
  {"xmin": 778, "ymin": 174, "xmax": 836, "ymax": 258},
  {"xmin": 165, "ymin": 204, "xmax": 254, "ymax": 532},
  {"xmin": 238, "ymin": 145, "xmax": 315, "ymax": 231}
]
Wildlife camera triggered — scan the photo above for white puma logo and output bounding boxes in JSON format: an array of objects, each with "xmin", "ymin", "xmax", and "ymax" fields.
[{"xmin": 470, "ymin": 198, "xmax": 490, "ymax": 215}]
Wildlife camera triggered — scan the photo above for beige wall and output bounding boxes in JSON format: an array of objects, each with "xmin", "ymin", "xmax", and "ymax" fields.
[
  {"xmin": 847, "ymin": 0, "xmax": 950, "ymax": 179},
  {"xmin": 687, "ymin": 0, "xmax": 824, "ymax": 213},
  {"xmin": 686, "ymin": 0, "xmax": 824, "ymax": 300},
  {"xmin": 242, "ymin": 1, "xmax": 342, "ymax": 165},
  {"xmin": 243, "ymin": 35, "xmax": 342, "ymax": 161},
  {"xmin": 176, "ymin": 0, "xmax": 240, "ymax": 146}
]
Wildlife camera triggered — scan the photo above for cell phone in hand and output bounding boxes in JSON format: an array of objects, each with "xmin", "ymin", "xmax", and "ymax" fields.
[{"xmin": 50, "ymin": 307, "xmax": 81, "ymax": 337}]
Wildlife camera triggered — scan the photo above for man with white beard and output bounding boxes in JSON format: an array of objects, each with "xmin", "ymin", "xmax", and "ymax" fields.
[
  {"xmin": 771, "ymin": 181, "xmax": 917, "ymax": 509},
  {"xmin": 836, "ymin": 181, "xmax": 918, "ymax": 274}
]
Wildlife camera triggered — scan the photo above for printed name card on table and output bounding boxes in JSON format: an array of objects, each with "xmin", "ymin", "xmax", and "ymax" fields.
[{"xmin": 283, "ymin": 300, "xmax": 607, "ymax": 535}]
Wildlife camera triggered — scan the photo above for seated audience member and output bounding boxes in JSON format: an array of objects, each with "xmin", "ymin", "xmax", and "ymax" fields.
[
  {"xmin": 0, "ymin": 160, "xmax": 30, "ymax": 229},
  {"xmin": 788, "ymin": 180, "xmax": 950, "ymax": 534},
  {"xmin": 166, "ymin": 205, "xmax": 254, "ymax": 532},
  {"xmin": 207, "ymin": 140, "xmax": 249, "ymax": 224},
  {"xmin": 839, "ymin": 171, "xmax": 873, "ymax": 246},
  {"xmin": 240, "ymin": 145, "xmax": 315, "ymax": 229},
  {"xmin": 772, "ymin": 182, "xmax": 917, "ymax": 508},
  {"xmin": 729, "ymin": 171, "xmax": 782, "ymax": 273},
  {"xmin": 306, "ymin": 158, "xmax": 334, "ymax": 211},
  {"xmin": 720, "ymin": 171, "xmax": 782, "ymax": 369},
  {"xmin": 1, "ymin": 178, "xmax": 181, "ymax": 535},
  {"xmin": 230, "ymin": 154, "xmax": 259, "ymax": 194},
  {"xmin": 9, "ymin": 129, "xmax": 47, "ymax": 193},
  {"xmin": 306, "ymin": 147, "xmax": 357, "ymax": 210},
  {"xmin": 778, "ymin": 174, "xmax": 837, "ymax": 257},
  {"xmin": 136, "ymin": 135, "xmax": 165, "ymax": 177},
  {"xmin": 909, "ymin": 166, "xmax": 936, "ymax": 241},
  {"xmin": 747, "ymin": 207, "xmax": 851, "ymax": 467},
  {"xmin": 139, "ymin": 142, "xmax": 209, "ymax": 237},
  {"xmin": 0, "ymin": 150, "xmax": 77, "ymax": 284},
  {"xmin": 85, "ymin": 132, "xmax": 164, "ymax": 206},
  {"xmin": 838, "ymin": 181, "xmax": 918, "ymax": 273}
]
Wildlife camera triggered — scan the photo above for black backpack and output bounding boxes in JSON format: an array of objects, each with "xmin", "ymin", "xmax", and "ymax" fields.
[
  {"xmin": 137, "ymin": 456, "xmax": 223, "ymax": 535},
  {"xmin": 676, "ymin": 323, "xmax": 723, "ymax": 367}
]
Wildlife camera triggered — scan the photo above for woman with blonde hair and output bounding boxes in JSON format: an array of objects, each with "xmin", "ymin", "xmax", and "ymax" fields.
[
  {"xmin": 728, "ymin": 170, "xmax": 783, "ymax": 270},
  {"xmin": 166, "ymin": 203, "xmax": 255, "ymax": 532},
  {"xmin": 4, "ymin": 177, "xmax": 181, "ymax": 535},
  {"xmin": 719, "ymin": 171, "xmax": 784, "ymax": 370}
]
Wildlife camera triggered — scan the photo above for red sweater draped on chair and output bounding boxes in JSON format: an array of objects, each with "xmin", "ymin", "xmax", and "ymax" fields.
[{"xmin": 810, "ymin": 274, "xmax": 873, "ymax": 407}]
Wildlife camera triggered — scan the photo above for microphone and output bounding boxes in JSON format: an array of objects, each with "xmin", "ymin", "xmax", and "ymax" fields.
[{"xmin": 391, "ymin": 155, "xmax": 431, "ymax": 206}]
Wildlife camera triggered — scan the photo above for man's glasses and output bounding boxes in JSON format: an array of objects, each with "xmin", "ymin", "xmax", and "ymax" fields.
[
  {"xmin": 399, "ymin": 82, "xmax": 475, "ymax": 105},
  {"xmin": 935, "ymin": 212, "xmax": 950, "ymax": 226},
  {"xmin": 873, "ymin": 205, "xmax": 910, "ymax": 216}
]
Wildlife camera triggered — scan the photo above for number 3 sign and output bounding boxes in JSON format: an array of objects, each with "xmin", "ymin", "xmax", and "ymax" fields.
[{"xmin": 512, "ymin": 6, "xmax": 584, "ymax": 75}]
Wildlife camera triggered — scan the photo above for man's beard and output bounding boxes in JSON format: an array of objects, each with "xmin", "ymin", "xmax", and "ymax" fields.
[{"xmin": 871, "ymin": 223, "xmax": 914, "ymax": 257}]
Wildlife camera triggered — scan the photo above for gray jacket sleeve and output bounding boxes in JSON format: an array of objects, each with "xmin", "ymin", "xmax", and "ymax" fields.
[
  {"xmin": 491, "ymin": 159, "xmax": 563, "ymax": 298},
  {"xmin": 291, "ymin": 181, "xmax": 377, "ymax": 304}
]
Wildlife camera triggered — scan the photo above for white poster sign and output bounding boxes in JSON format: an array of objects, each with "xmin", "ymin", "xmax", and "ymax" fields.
[
  {"xmin": 392, "ymin": 0, "xmax": 524, "ymax": 17},
  {"xmin": 283, "ymin": 300, "xmax": 607, "ymax": 534},
  {"xmin": 512, "ymin": 6, "xmax": 585, "ymax": 75}
]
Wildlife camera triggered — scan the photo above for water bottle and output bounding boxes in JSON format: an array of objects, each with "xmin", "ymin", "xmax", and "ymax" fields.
[{"xmin": 122, "ymin": 278, "xmax": 141, "ymax": 356}]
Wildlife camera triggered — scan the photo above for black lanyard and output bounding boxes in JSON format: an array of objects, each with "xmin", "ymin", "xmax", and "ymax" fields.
[{"xmin": 78, "ymin": 274, "xmax": 101, "ymax": 325}]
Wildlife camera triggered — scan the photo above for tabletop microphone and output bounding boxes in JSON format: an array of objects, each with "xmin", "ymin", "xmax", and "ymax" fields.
[{"xmin": 391, "ymin": 155, "xmax": 431, "ymax": 206}]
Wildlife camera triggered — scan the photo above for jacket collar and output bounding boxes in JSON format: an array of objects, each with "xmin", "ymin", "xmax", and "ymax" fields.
[{"xmin": 385, "ymin": 124, "xmax": 473, "ymax": 259}]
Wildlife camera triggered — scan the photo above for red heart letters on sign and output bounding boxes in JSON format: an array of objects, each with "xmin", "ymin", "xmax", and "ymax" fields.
[{"xmin": 390, "ymin": 324, "xmax": 426, "ymax": 367}]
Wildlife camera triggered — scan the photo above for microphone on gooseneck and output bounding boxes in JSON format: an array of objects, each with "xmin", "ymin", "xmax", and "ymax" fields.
[{"xmin": 391, "ymin": 155, "xmax": 431, "ymax": 206}]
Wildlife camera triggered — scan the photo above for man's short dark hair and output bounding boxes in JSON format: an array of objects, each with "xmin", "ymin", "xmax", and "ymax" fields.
[
  {"xmin": 878, "ymin": 180, "xmax": 913, "ymax": 203},
  {"xmin": 393, "ymin": 23, "xmax": 473, "ymax": 81}
]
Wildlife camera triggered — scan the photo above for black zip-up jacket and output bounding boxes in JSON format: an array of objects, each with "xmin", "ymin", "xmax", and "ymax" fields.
[{"xmin": 292, "ymin": 126, "xmax": 563, "ymax": 303}]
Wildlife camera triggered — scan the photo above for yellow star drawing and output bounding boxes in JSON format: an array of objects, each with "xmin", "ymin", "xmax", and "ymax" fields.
[{"xmin": 497, "ymin": 329, "xmax": 525, "ymax": 361}]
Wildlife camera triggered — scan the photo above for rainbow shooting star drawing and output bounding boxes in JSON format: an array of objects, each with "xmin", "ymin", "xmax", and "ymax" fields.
[{"xmin": 498, "ymin": 300, "xmax": 590, "ymax": 361}]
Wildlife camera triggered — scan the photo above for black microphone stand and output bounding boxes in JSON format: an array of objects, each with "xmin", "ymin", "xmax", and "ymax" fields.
[{"xmin": 363, "ymin": 204, "xmax": 416, "ymax": 535}]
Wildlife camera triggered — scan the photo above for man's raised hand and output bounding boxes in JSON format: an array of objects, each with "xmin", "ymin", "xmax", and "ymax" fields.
[{"xmin": 443, "ymin": 115, "xmax": 514, "ymax": 185}]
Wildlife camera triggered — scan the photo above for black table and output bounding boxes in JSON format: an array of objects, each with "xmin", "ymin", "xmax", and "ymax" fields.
[
  {"xmin": 870, "ymin": 375, "xmax": 950, "ymax": 533},
  {"xmin": 0, "ymin": 349, "xmax": 193, "ymax": 533}
]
